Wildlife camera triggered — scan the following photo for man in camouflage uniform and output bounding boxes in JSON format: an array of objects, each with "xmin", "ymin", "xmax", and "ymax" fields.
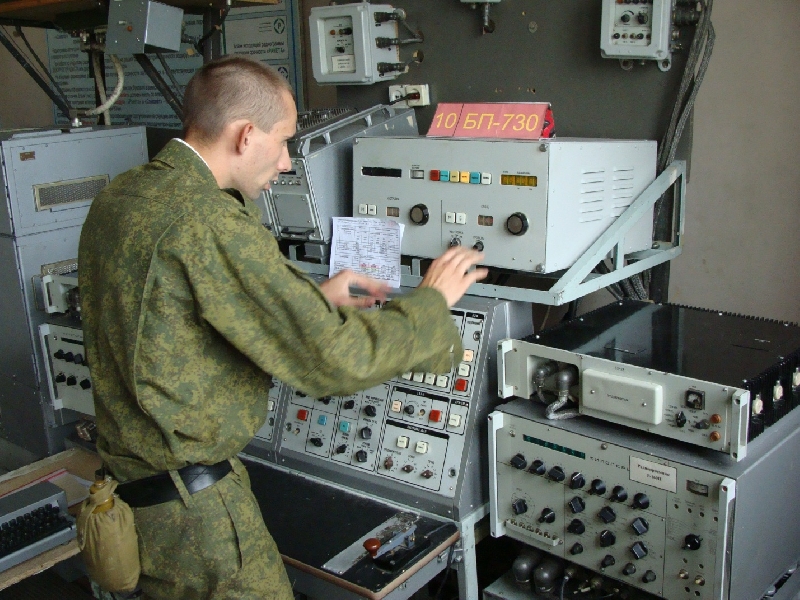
[{"xmin": 78, "ymin": 55, "xmax": 487, "ymax": 600}]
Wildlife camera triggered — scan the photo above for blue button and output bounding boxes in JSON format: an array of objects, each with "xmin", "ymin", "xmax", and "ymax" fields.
[
  {"xmin": 469, "ymin": 172, "xmax": 481, "ymax": 184},
  {"xmin": 317, "ymin": 415, "xmax": 327, "ymax": 426},
  {"xmin": 339, "ymin": 421, "xmax": 351, "ymax": 433},
  {"xmin": 439, "ymin": 170, "xmax": 449, "ymax": 182}
]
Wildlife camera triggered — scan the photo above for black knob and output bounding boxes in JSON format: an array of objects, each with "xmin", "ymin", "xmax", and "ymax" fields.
[
  {"xmin": 569, "ymin": 496, "xmax": 586, "ymax": 514},
  {"xmin": 449, "ymin": 237, "xmax": 461, "ymax": 247},
  {"xmin": 310, "ymin": 437, "xmax": 323, "ymax": 447},
  {"xmin": 590, "ymin": 479, "xmax": 606, "ymax": 495},
  {"xmin": 538, "ymin": 508, "xmax": 556, "ymax": 524},
  {"xmin": 528, "ymin": 460, "xmax": 546, "ymax": 475},
  {"xmin": 360, "ymin": 427, "xmax": 372, "ymax": 439},
  {"xmin": 631, "ymin": 541, "xmax": 648, "ymax": 559},
  {"xmin": 675, "ymin": 411, "xmax": 687, "ymax": 427},
  {"xmin": 64, "ymin": 352, "xmax": 75, "ymax": 362},
  {"xmin": 54, "ymin": 350, "xmax": 65, "ymax": 360},
  {"xmin": 598, "ymin": 506, "xmax": 617, "ymax": 524},
  {"xmin": 621, "ymin": 12, "xmax": 632, "ymax": 22},
  {"xmin": 472, "ymin": 241, "xmax": 484, "ymax": 251},
  {"xmin": 73, "ymin": 354, "xmax": 84, "ymax": 365},
  {"xmin": 343, "ymin": 400, "xmax": 355, "ymax": 410},
  {"xmin": 631, "ymin": 517, "xmax": 649, "ymax": 535},
  {"xmin": 506, "ymin": 213, "xmax": 529, "ymax": 236},
  {"xmin": 364, "ymin": 405, "xmax": 377, "ymax": 417},
  {"xmin": 623, "ymin": 563, "xmax": 637, "ymax": 576},
  {"xmin": 683, "ymin": 534, "xmax": 703, "ymax": 550},
  {"xmin": 335, "ymin": 444, "xmax": 347, "ymax": 454},
  {"xmin": 319, "ymin": 396, "xmax": 332, "ymax": 405},
  {"xmin": 642, "ymin": 570, "xmax": 657, "ymax": 583},
  {"xmin": 79, "ymin": 379, "xmax": 92, "ymax": 390},
  {"xmin": 600, "ymin": 554, "xmax": 616, "ymax": 568},
  {"xmin": 567, "ymin": 519, "xmax": 585, "ymax": 535},
  {"xmin": 548, "ymin": 466, "xmax": 565, "ymax": 482},
  {"xmin": 512, "ymin": 499, "xmax": 528, "ymax": 515},
  {"xmin": 633, "ymin": 493, "xmax": 650, "ymax": 510},
  {"xmin": 510, "ymin": 453, "xmax": 528, "ymax": 470},
  {"xmin": 409, "ymin": 204, "xmax": 429, "ymax": 225},
  {"xmin": 637, "ymin": 12, "xmax": 649, "ymax": 24},
  {"xmin": 355, "ymin": 450, "xmax": 368, "ymax": 462},
  {"xmin": 404, "ymin": 404, "xmax": 416, "ymax": 416},
  {"xmin": 54, "ymin": 373, "xmax": 66, "ymax": 383},
  {"xmin": 599, "ymin": 530, "xmax": 616, "ymax": 547},
  {"xmin": 569, "ymin": 542, "xmax": 584, "ymax": 556},
  {"xmin": 570, "ymin": 472, "xmax": 586, "ymax": 489},
  {"xmin": 66, "ymin": 376, "xmax": 77, "ymax": 386},
  {"xmin": 611, "ymin": 486, "xmax": 628, "ymax": 503},
  {"xmin": 695, "ymin": 419, "xmax": 710, "ymax": 430}
]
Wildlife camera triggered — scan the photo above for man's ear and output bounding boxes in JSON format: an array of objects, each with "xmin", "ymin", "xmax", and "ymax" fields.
[{"xmin": 233, "ymin": 122, "xmax": 255, "ymax": 155}]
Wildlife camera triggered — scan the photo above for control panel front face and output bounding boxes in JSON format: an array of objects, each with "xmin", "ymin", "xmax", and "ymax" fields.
[
  {"xmin": 253, "ymin": 378, "xmax": 286, "ymax": 444},
  {"xmin": 499, "ymin": 339, "xmax": 750, "ymax": 460},
  {"xmin": 491, "ymin": 410, "xmax": 732, "ymax": 599},
  {"xmin": 269, "ymin": 158, "xmax": 322, "ymax": 242},
  {"xmin": 279, "ymin": 308, "xmax": 488, "ymax": 498},
  {"xmin": 39, "ymin": 324, "xmax": 94, "ymax": 416}
]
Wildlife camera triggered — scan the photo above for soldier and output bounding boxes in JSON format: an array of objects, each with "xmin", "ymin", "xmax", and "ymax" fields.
[{"xmin": 79, "ymin": 55, "xmax": 487, "ymax": 600}]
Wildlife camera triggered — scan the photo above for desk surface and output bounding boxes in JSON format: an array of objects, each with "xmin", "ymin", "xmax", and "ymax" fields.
[{"xmin": 243, "ymin": 457, "xmax": 459, "ymax": 600}]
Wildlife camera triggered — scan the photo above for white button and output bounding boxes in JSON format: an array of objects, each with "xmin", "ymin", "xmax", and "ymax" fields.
[
  {"xmin": 412, "ymin": 372, "xmax": 425, "ymax": 383},
  {"xmin": 358, "ymin": 204, "xmax": 368, "ymax": 215},
  {"xmin": 456, "ymin": 212, "xmax": 467, "ymax": 225},
  {"xmin": 481, "ymin": 173, "xmax": 492, "ymax": 185},
  {"xmin": 397, "ymin": 436, "xmax": 409, "ymax": 449},
  {"xmin": 463, "ymin": 349, "xmax": 474, "ymax": 362},
  {"xmin": 368, "ymin": 204, "xmax": 377, "ymax": 215},
  {"xmin": 268, "ymin": 400, "xmax": 275, "ymax": 411},
  {"xmin": 435, "ymin": 375, "xmax": 449, "ymax": 388},
  {"xmin": 448, "ymin": 414, "xmax": 462, "ymax": 427},
  {"xmin": 391, "ymin": 400, "xmax": 403, "ymax": 413},
  {"xmin": 424, "ymin": 373, "xmax": 436, "ymax": 385},
  {"xmin": 457, "ymin": 363, "xmax": 471, "ymax": 377},
  {"xmin": 445, "ymin": 212, "xmax": 456, "ymax": 224},
  {"xmin": 415, "ymin": 441, "xmax": 429, "ymax": 454},
  {"xmin": 401, "ymin": 372, "xmax": 412, "ymax": 380}
]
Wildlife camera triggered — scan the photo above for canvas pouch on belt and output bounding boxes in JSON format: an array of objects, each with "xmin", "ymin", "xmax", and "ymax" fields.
[{"xmin": 77, "ymin": 477, "xmax": 140, "ymax": 593}]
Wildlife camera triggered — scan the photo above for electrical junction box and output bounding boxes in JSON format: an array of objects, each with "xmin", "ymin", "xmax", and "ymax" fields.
[
  {"xmin": 352, "ymin": 136, "xmax": 656, "ymax": 274},
  {"xmin": 107, "ymin": 0, "xmax": 183, "ymax": 55},
  {"xmin": 309, "ymin": 3, "xmax": 402, "ymax": 85},
  {"xmin": 600, "ymin": 0, "xmax": 674, "ymax": 71}
]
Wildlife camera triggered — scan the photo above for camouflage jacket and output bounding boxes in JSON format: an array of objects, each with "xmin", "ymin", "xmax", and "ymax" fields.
[{"xmin": 78, "ymin": 140, "xmax": 462, "ymax": 481}]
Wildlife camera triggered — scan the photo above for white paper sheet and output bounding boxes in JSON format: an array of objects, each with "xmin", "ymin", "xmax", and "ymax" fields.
[{"xmin": 329, "ymin": 218, "xmax": 405, "ymax": 288}]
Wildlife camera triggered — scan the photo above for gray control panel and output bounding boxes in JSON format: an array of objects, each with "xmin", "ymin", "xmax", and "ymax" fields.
[
  {"xmin": 39, "ymin": 324, "xmax": 94, "ymax": 417},
  {"xmin": 352, "ymin": 136, "xmax": 655, "ymax": 274},
  {"xmin": 490, "ymin": 398, "xmax": 800, "ymax": 600},
  {"xmin": 245, "ymin": 295, "xmax": 532, "ymax": 519}
]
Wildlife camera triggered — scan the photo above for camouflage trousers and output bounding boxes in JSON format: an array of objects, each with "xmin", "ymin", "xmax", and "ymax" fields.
[{"xmin": 130, "ymin": 458, "xmax": 294, "ymax": 600}]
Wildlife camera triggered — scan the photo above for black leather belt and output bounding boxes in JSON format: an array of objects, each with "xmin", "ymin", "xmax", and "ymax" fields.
[{"xmin": 115, "ymin": 460, "xmax": 232, "ymax": 508}]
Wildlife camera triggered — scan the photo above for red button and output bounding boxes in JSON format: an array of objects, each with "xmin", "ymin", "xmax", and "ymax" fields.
[
  {"xmin": 429, "ymin": 409, "xmax": 442, "ymax": 423},
  {"xmin": 454, "ymin": 378, "xmax": 468, "ymax": 392},
  {"xmin": 297, "ymin": 409, "xmax": 309, "ymax": 421},
  {"xmin": 430, "ymin": 169, "xmax": 440, "ymax": 181}
]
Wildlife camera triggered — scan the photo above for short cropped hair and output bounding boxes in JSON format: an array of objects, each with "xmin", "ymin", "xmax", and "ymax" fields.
[{"xmin": 182, "ymin": 55, "xmax": 294, "ymax": 143}]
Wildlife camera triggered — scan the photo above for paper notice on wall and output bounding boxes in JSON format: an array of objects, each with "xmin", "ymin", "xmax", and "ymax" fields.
[{"xmin": 330, "ymin": 218, "xmax": 404, "ymax": 288}]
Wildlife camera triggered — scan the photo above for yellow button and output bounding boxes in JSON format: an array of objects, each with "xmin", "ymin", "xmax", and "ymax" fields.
[
  {"xmin": 459, "ymin": 171, "xmax": 469, "ymax": 183},
  {"xmin": 449, "ymin": 171, "xmax": 459, "ymax": 182}
]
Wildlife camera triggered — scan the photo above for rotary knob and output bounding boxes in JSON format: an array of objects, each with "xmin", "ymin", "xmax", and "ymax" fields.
[
  {"xmin": 510, "ymin": 453, "xmax": 528, "ymax": 470},
  {"xmin": 55, "ymin": 373, "xmax": 66, "ymax": 384},
  {"xmin": 631, "ymin": 541, "xmax": 648, "ymax": 559},
  {"xmin": 632, "ymin": 493, "xmax": 650, "ymax": 510},
  {"xmin": 569, "ymin": 542, "xmax": 584, "ymax": 556},
  {"xmin": 528, "ymin": 460, "xmax": 546, "ymax": 475},
  {"xmin": 637, "ymin": 12, "xmax": 649, "ymax": 24},
  {"xmin": 568, "ymin": 496, "xmax": 586, "ymax": 514},
  {"xmin": 66, "ymin": 376, "xmax": 77, "ymax": 386},
  {"xmin": 642, "ymin": 570, "xmax": 657, "ymax": 583},
  {"xmin": 538, "ymin": 508, "xmax": 556, "ymax": 524},
  {"xmin": 319, "ymin": 396, "xmax": 332, "ymax": 405},
  {"xmin": 355, "ymin": 450, "xmax": 368, "ymax": 462},
  {"xmin": 599, "ymin": 530, "xmax": 617, "ymax": 547},
  {"xmin": 569, "ymin": 472, "xmax": 586, "ymax": 489},
  {"xmin": 548, "ymin": 466, "xmax": 565, "ymax": 482},
  {"xmin": 310, "ymin": 437, "xmax": 323, "ymax": 447},
  {"xmin": 623, "ymin": 563, "xmax": 637, "ymax": 576},
  {"xmin": 683, "ymin": 534, "xmax": 703, "ymax": 550},
  {"xmin": 590, "ymin": 479, "xmax": 607, "ymax": 495},
  {"xmin": 611, "ymin": 486, "xmax": 628, "ymax": 503},
  {"xmin": 409, "ymin": 204, "xmax": 429, "ymax": 225},
  {"xmin": 335, "ymin": 444, "xmax": 347, "ymax": 454},
  {"xmin": 343, "ymin": 399, "xmax": 355, "ymax": 410},
  {"xmin": 363, "ymin": 405, "xmax": 377, "ymax": 417},
  {"xmin": 79, "ymin": 379, "xmax": 92, "ymax": 390},
  {"xmin": 512, "ymin": 499, "xmax": 528, "ymax": 515},
  {"xmin": 73, "ymin": 353, "xmax": 84, "ymax": 365},
  {"xmin": 598, "ymin": 506, "xmax": 617, "ymax": 524},
  {"xmin": 404, "ymin": 404, "xmax": 416, "ymax": 416},
  {"xmin": 631, "ymin": 517, "xmax": 649, "ymax": 535},
  {"xmin": 600, "ymin": 554, "xmax": 616, "ymax": 568},
  {"xmin": 360, "ymin": 427, "xmax": 372, "ymax": 439},
  {"xmin": 505, "ymin": 213, "xmax": 529, "ymax": 236},
  {"xmin": 567, "ymin": 519, "xmax": 585, "ymax": 535},
  {"xmin": 64, "ymin": 352, "xmax": 75, "ymax": 362}
]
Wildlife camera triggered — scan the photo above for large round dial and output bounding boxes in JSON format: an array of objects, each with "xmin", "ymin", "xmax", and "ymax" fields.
[
  {"xmin": 506, "ymin": 213, "xmax": 529, "ymax": 236},
  {"xmin": 409, "ymin": 204, "xmax": 429, "ymax": 225}
]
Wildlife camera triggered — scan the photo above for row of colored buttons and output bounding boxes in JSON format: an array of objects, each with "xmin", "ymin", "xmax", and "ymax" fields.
[
  {"xmin": 420, "ymin": 170, "xmax": 492, "ymax": 184},
  {"xmin": 295, "ymin": 410, "xmax": 354, "ymax": 433}
]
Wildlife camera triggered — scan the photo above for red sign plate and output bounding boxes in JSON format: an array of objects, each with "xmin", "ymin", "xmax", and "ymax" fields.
[{"xmin": 427, "ymin": 102, "xmax": 553, "ymax": 140}]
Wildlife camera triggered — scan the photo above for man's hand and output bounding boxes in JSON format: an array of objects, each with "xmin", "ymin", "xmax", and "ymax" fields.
[
  {"xmin": 419, "ymin": 247, "xmax": 488, "ymax": 307},
  {"xmin": 320, "ymin": 270, "xmax": 390, "ymax": 309}
]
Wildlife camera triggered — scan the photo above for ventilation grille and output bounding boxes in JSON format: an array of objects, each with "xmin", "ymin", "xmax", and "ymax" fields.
[
  {"xmin": 41, "ymin": 258, "xmax": 78, "ymax": 276},
  {"xmin": 33, "ymin": 175, "xmax": 109, "ymax": 211},
  {"xmin": 296, "ymin": 108, "xmax": 356, "ymax": 134}
]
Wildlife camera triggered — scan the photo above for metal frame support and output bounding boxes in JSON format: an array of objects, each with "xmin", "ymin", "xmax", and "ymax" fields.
[{"xmin": 453, "ymin": 505, "xmax": 486, "ymax": 600}]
